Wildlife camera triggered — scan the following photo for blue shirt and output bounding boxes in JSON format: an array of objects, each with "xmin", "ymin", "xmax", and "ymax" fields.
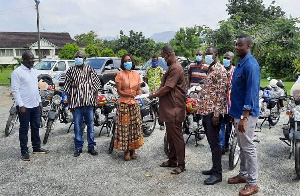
[{"xmin": 229, "ymin": 52, "xmax": 260, "ymax": 118}]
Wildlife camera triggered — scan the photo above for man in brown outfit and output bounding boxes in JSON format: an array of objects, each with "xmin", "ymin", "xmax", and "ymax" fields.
[{"xmin": 149, "ymin": 45, "xmax": 186, "ymax": 174}]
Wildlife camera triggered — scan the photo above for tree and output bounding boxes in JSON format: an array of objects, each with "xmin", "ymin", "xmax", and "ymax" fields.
[
  {"xmin": 58, "ymin": 43, "xmax": 80, "ymax": 59},
  {"xmin": 74, "ymin": 30, "xmax": 102, "ymax": 47},
  {"xmin": 100, "ymin": 48, "xmax": 115, "ymax": 57},
  {"xmin": 85, "ymin": 44, "xmax": 100, "ymax": 57},
  {"xmin": 116, "ymin": 49, "xmax": 128, "ymax": 57}
]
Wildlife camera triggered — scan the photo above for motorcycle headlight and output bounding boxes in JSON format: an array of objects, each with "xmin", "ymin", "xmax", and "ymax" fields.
[{"xmin": 52, "ymin": 95, "xmax": 61, "ymax": 105}]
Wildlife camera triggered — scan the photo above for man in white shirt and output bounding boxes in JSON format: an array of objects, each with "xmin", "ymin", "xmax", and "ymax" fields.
[{"xmin": 11, "ymin": 51, "xmax": 49, "ymax": 161}]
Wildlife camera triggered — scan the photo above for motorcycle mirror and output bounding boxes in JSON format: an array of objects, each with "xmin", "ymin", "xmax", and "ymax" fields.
[{"xmin": 276, "ymin": 81, "xmax": 285, "ymax": 88}]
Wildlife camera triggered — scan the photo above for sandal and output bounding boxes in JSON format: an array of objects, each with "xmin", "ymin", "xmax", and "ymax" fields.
[
  {"xmin": 130, "ymin": 150, "xmax": 137, "ymax": 159},
  {"xmin": 124, "ymin": 151, "xmax": 130, "ymax": 161},
  {"xmin": 171, "ymin": 165, "xmax": 185, "ymax": 175},
  {"xmin": 160, "ymin": 160, "xmax": 177, "ymax": 167}
]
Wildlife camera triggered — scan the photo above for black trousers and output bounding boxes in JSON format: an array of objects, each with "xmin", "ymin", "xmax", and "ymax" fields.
[{"xmin": 202, "ymin": 113, "xmax": 222, "ymax": 177}]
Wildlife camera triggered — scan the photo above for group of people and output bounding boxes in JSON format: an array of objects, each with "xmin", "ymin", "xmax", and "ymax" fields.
[{"xmin": 11, "ymin": 33, "xmax": 260, "ymax": 196}]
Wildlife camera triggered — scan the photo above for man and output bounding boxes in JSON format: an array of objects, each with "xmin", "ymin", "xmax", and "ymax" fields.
[
  {"xmin": 219, "ymin": 51, "xmax": 235, "ymax": 154},
  {"xmin": 187, "ymin": 50, "xmax": 209, "ymax": 87},
  {"xmin": 149, "ymin": 45, "xmax": 186, "ymax": 175},
  {"xmin": 64, "ymin": 51, "xmax": 101, "ymax": 157},
  {"xmin": 228, "ymin": 34, "xmax": 260, "ymax": 196},
  {"xmin": 11, "ymin": 50, "xmax": 49, "ymax": 161},
  {"xmin": 198, "ymin": 47, "xmax": 228, "ymax": 185},
  {"xmin": 145, "ymin": 55, "xmax": 165, "ymax": 130}
]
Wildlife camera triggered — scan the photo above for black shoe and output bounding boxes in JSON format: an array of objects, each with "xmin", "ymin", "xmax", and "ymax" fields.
[
  {"xmin": 204, "ymin": 175, "xmax": 222, "ymax": 185},
  {"xmin": 74, "ymin": 150, "xmax": 82, "ymax": 157},
  {"xmin": 88, "ymin": 148, "xmax": 98, "ymax": 156},
  {"xmin": 202, "ymin": 169, "xmax": 213, "ymax": 175},
  {"xmin": 21, "ymin": 152, "xmax": 30, "ymax": 161},
  {"xmin": 33, "ymin": 148, "xmax": 50, "ymax": 154}
]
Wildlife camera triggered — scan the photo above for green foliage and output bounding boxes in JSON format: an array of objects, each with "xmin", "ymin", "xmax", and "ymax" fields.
[
  {"xmin": 85, "ymin": 44, "xmax": 100, "ymax": 57},
  {"xmin": 58, "ymin": 43, "xmax": 80, "ymax": 59},
  {"xmin": 116, "ymin": 49, "xmax": 128, "ymax": 57},
  {"xmin": 0, "ymin": 68, "xmax": 13, "ymax": 85},
  {"xmin": 74, "ymin": 30, "xmax": 102, "ymax": 47},
  {"xmin": 100, "ymin": 48, "xmax": 115, "ymax": 57}
]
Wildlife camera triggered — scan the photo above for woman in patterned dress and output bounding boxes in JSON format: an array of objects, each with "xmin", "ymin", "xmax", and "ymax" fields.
[{"xmin": 114, "ymin": 53, "xmax": 144, "ymax": 161}]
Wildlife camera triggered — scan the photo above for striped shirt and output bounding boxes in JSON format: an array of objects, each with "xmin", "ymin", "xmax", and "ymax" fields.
[
  {"xmin": 64, "ymin": 64, "xmax": 101, "ymax": 109},
  {"xmin": 188, "ymin": 63, "xmax": 209, "ymax": 86}
]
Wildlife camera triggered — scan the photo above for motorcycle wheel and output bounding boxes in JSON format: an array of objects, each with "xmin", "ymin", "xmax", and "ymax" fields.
[
  {"xmin": 295, "ymin": 140, "xmax": 300, "ymax": 178},
  {"xmin": 143, "ymin": 107, "xmax": 158, "ymax": 137},
  {"xmin": 5, "ymin": 114, "xmax": 18, "ymax": 137},
  {"xmin": 108, "ymin": 122, "xmax": 115, "ymax": 154},
  {"xmin": 229, "ymin": 131, "xmax": 240, "ymax": 170},
  {"xmin": 163, "ymin": 132, "xmax": 170, "ymax": 156},
  {"xmin": 268, "ymin": 105, "xmax": 280, "ymax": 126},
  {"xmin": 43, "ymin": 119, "xmax": 54, "ymax": 144}
]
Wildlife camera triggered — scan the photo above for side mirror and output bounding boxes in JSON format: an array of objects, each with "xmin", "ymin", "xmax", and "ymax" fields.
[
  {"xmin": 53, "ymin": 67, "xmax": 59, "ymax": 71},
  {"xmin": 105, "ymin": 65, "xmax": 112, "ymax": 70}
]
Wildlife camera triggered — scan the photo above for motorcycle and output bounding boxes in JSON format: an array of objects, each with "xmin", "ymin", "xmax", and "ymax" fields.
[
  {"xmin": 4, "ymin": 99, "xmax": 19, "ymax": 137},
  {"xmin": 281, "ymin": 78, "xmax": 300, "ymax": 178},
  {"xmin": 228, "ymin": 124, "xmax": 240, "ymax": 170}
]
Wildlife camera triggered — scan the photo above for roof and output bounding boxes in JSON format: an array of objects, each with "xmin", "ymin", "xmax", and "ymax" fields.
[{"xmin": 0, "ymin": 32, "xmax": 79, "ymax": 48}]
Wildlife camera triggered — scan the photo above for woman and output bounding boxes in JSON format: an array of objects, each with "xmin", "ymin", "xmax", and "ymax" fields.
[{"xmin": 114, "ymin": 53, "xmax": 144, "ymax": 161}]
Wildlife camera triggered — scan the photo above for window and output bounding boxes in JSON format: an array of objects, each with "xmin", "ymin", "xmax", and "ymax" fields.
[
  {"xmin": 55, "ymin": 49, "xmax": 61, "ymax": 55},
  {"xmin": 67, "ymin": 61, "xmax": 75, "ymax": 67},
  {"xmin": 34, "ymin": 61, "xmax": 56, "ymax": 70},
  {"xmin": 15, "ymin": 49, "xmax": 27, "ymax": 56},
  {"xmin": 35, "ymin": 49, "xmax": 50, "ymax": 57},
  {"xmin": 56, "ymin": 61, "xmax": 66, "ymax": 71},
  {"xmin": 0, "ymin": 49, "xmax": 14, "ymax": 56}
]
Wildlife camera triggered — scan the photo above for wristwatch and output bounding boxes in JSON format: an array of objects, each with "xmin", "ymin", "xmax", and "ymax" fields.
[{"xmin": 240, "ymin": 115, "xmax": 248, "ymax": 120}]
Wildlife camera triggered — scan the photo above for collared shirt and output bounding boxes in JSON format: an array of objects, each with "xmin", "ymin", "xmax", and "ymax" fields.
[
  {"xmin": 64, "ymin": 64, "xmax": 101, "ymax": 109},
  {"xmin": 115, "ymin": 70, "xmax": 141, "ymax": 104},
  {"xmin": 188, "ymin": 62, "xmax": 209, "ymax": 86},
  {"xmin": 159, "ymin": 61, "xmax": 186, "ymax": 123},
  {"xmin": 145, "ymin": 66, "xmax": 164, "ymax": 92},
  {"xmin": 198, "ymin": 62, "xmax": 228, "ymax": 117},
  {"xmin": 229, "ymin": 52, "xmax": 260, "ymax": 118},
  {"xmin": 11, "ymin": 64, "xmax": 41, "ymax": 108}
]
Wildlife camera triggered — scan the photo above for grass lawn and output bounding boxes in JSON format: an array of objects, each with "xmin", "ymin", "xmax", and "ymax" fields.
[
  {"xmin": 0, "ymin": 69, "xmax": 13, "ymax": 85},
  {"xmin": 260, "ymin": 78, "xmax": 294, "ymax": 95}
]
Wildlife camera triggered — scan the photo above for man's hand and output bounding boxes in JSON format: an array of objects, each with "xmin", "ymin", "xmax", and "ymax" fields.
[
  {"xmin": 149, "ymin": 92, "xmax": 156, "ymax": 100},
  {"xmin": 212, "ymin": 116, "xmax": 219, "ymax": 126},
  {"xmin": 19, "ymin": 106, "xmax": 26, "ymax": 115},
  {"xmin": 238, "ymin": 119, "xmax": 247, "ymax": 133}
]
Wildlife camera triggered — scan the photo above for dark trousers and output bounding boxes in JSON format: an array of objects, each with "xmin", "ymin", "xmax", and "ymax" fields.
[
  {"xmin": 219, "ymin": 114, "xmax": 232, "ymax": 150},
  {"xmin": 165, "ymin": 122, "xmax": 185, "ymax": 166},
  {"xmin": 17, "ymin": 106, "xmax": 41, "ymax": 154},
  {"xmin": 202, "ymin": 113, "xmax": 222, "ymax": 177}
]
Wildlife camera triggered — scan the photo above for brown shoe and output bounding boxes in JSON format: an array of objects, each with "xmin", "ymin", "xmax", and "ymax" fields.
[
  {"xmin": 239, "ymin": 184, "xmax": 258, "ymax": 196},
  {"xmin": 124, "ymin": 151, "xmax": 130, "ymax": 161},
  {"xmin": 228, "ymin": 175, "xmax": 247, "ymax": 184}
]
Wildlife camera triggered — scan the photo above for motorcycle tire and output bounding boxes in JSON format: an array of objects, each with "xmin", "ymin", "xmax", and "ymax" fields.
[
  {"xmin": 163, "ymin": 132, "xmax": 170, "ymax": 156},
  {"xmin": 268, "ymin": 105, "xmax": 280, "ymax": 126},
  {"xmin": 229, "ymin": 131, "xmax": 240, "ymax": 170},
  {"xmin": 43, "ymin": 119, "xmax": 54, "ymax": 144},
  {"xmin": 108, "ymin": 122, "xmax": 116, "ymax": 154},
  {"xmin": 5, "ymin": 114, "xmax": 18, "ymax": 137},
  {"xmin": 143, "ymin": 110, "xmax": 157, "ymax": 137},
  {"xmin": 295, "ymin": 140, "xmax": 300, "ymax": 178}
]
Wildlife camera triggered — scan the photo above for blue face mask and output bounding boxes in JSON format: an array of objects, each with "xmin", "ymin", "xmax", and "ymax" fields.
[
  {"xmin": 75, "ymin": 57, "xmax": 84, "ymax": 66},
  {"xmin": 223, "ymin": 59, "xmax": 231, "ymax": 67},
  {"xmin": 124, "ymin": 62, "xmax": 132, "ymax": 70},
  {"xmin": 196, "ymin": 55, "xmax": 202, "ymax": 62},
  {"xmin": 151, "ymin": 62, "xmax": 158, "ymax": 68},
  {"xmin": 205, "ymin": 55, "xmax": 214, "ymax": 65}
]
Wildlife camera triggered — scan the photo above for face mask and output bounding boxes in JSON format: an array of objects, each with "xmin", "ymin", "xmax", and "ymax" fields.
[
  {"xmin": 75, "ymin": 57, "xmax": 84, "ymax": 66},
  {"xmin": 196, "ymin": 55, "xmax": 202, "ymax": 62},
  {"xmin": 151, "ymin": 62, "xmax": 158, "ymax": 68},
  {"xmin": 205, "ymin": 55, "xmax": 214, "ymax": 65},
  {"xmin": 223, "ymin": 59, "xmax": 231, "ymax": 67},
  {"xmin": 124, "ymin": 62, "xmax": 132, "ymax": 70}
]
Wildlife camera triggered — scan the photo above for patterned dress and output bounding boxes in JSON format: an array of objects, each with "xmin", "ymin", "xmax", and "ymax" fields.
[{"xmin": 114, "ymin": 70, "xmax": 144, "ymax": 151}]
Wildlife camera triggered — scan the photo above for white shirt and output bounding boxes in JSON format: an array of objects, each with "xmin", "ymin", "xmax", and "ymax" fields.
[{"xmin": 11, "ymin": 64, "xmax": 41, "ymax": 108}]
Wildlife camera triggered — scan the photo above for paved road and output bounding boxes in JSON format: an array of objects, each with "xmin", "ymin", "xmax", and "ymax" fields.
[{"xmin": 1, "ymin": 86, "xmax": 300, "ymax": 196}]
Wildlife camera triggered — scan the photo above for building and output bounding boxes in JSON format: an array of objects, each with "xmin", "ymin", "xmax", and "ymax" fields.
[{"xmin": 0, "ymin": 32, "xmax": 79, "ymax": 65}]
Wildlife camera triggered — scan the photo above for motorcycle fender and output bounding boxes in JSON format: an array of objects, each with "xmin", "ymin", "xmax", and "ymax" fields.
[
  {"xmin": 9, "ymin": 106, "xmax": 17, "ymax": 115},
  {"xmin": 294, "ymin": 132, "xmax": 300, "ymax": 140},
  {"xmin": 48, "ymin": 111, "xmax": 58, "ymax": 120}
]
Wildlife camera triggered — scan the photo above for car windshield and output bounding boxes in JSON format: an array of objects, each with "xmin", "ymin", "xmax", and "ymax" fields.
[
  {"xmin": 86, "ymin": 58, "xmax": 106, "ymax": 69},
  {"xmin": 142, "ymin": 58, "xmax": 168, "ymax": 70},
  {"xmin": 34, "ymin": 61, "xmax": 56, "ymax": 70}
]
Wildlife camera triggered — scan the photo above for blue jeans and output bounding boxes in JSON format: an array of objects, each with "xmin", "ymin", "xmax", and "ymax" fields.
[
  {"xmin": 17, "ymin": 106, "xmax": 41, "ymax": 154},
  {"xmin": 219, "ymin": 114, "xmax": 232, "ymax": 150},
  {"xmin": 73, "ymin": 106, "xmax": 96, "ymax": 150}
]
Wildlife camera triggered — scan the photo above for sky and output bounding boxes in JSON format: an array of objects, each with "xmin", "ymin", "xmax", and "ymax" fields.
[{"xmin": 1, "ymin": 0, "xmax": 300, "ymax": 39}]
